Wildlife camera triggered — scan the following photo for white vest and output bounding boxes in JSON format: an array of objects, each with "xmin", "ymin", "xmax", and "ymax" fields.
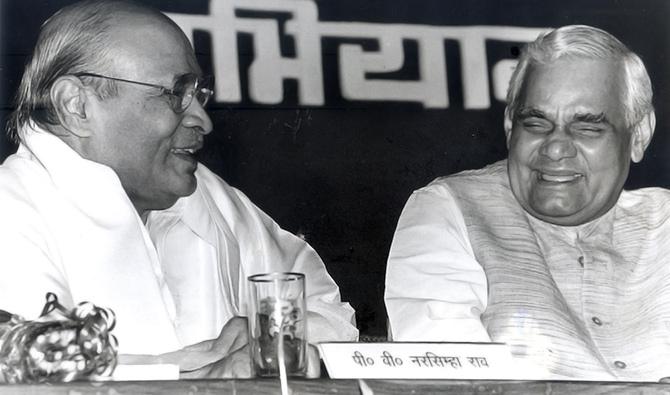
[{"xmin": 445, "ymin": 160, "xmax": 670, "ymax": 381}]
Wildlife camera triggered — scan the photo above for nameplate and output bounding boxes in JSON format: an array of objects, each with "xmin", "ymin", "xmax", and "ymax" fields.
[{"xmin": 318, "ymin": 342, "xmax": 531, "ymax": 379}]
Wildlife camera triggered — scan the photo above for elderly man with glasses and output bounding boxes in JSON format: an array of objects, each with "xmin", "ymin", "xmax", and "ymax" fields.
[{"xmin": 0, "ymin": 0, "xmax": 357, "ymax": 378}]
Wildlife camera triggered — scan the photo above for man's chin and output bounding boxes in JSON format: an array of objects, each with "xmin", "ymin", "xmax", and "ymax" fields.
[
  {"xmin": 527, "ymin": 204, "xmax": 592, "ymax": 226},
  {"xmin": 128, "ymin": 174, "xmax": 198, "ymax": 215},
  {"xmin": 175, "ymin": 176, "xmax": 198, "ymax": 198},
  {"xmin": 158, "ymin": 176, "xmax": 198, "ymax": 208}
]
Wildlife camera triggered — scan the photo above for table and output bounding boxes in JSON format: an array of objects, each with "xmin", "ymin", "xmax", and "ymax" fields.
[{"xmin": 2, "ymin": 379, "xmax": 670, "ymax": 394}]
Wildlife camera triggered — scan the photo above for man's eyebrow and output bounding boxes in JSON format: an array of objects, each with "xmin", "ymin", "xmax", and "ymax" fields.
[
  {"xmin": 515, "ymin": 107, "xmax": 547, "ymax": 119},
  {"xmin": 572, "ymin": 112, "xmax": 608, "ymax": 123}
]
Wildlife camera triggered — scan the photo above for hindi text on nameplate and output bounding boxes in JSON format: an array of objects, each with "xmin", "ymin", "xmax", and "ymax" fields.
[{"xmin": 318, "ymin": 342, "xmax": 538, "ymax": 379}]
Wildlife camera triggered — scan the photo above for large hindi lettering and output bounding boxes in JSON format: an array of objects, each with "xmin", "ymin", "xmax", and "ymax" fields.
[
  {"xmin": 319, "ymin": 23, "xmax": 449, "ymax": 108},
  {"xmin": 168, "ymin": 0, "xmax": 547, "ymax": 108},
  {"xmin": 167, "ymin": 0, "xmax": 323, "ymax": 104}
]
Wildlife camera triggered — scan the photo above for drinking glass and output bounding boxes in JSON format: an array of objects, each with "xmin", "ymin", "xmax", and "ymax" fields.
[{"xmin": 248, "ymin": 272, "xmax": 306, "ymax": 377}]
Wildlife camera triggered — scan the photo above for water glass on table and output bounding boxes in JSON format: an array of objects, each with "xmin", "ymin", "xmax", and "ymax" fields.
[{"xmin": 248, "ymin": 272, "xmax": 306, "ymax": 379}]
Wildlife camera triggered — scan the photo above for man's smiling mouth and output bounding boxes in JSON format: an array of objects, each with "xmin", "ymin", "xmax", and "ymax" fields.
[
  {"xmin": 171, "ymin": 147, "xmax": 197, "ymax": 155},
  {"xmin": 170, "ymin": 143, "xmax": 203, "ymax": 165},
  {"xmin": 537, "ymin": 172, "xmax": 584, "ymax": 183}
]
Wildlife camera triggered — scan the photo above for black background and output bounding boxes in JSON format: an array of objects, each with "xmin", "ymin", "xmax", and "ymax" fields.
[{"xmin": 2, "ymin": 0, "xmax": 669, "ymax": 337}]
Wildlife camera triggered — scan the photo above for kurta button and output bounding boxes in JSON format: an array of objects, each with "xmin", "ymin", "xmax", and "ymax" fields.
[
  {"xmin": 614, "ymin": 361, "xmax": 627, "ymax": 369},
  {"xmin": 578, "ymin": 256, "xmax": 585, "ymax": 267},
  {"xmin": 592, "ymin": 317, "xmax": 602, "ymax": 326}
]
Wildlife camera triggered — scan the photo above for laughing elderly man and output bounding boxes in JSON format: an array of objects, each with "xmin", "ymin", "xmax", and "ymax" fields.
[
  {"xmin": 385, "ymin": 25, "xmax": 670, "ymax": 381},
  {"xmin": 0, "ymin": 0, "xmax": 356, "ymax": 377}
]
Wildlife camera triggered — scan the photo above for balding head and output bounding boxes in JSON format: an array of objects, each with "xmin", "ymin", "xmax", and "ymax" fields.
[{"xmin": 7, "ymin": 0, "xmax": 194, "ymax": 142}]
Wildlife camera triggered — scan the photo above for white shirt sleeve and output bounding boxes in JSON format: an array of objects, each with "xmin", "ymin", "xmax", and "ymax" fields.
[
  {"xmin": 191, "ymin": 165, "xmax": 359, "ymax": 343},
  {"xmin": 385, "ymin": 182, "xmax": 491, "ymax": 342},
  {"xmin": 233, "ymin": 188, "xmax": 359, "ymax": 343}
]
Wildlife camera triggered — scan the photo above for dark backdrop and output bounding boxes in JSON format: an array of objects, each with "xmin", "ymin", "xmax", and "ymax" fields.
[{"xmin": 2, "ymin": 0, "xmax": 669, "ymax": 337}]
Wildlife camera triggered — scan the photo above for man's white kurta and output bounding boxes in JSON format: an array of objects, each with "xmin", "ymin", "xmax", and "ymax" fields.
[
  {"xmin": 386, "ymin": 161, "xmax": 670, "ymax": 381},
  {"xmin": 0, "ymin": 125, "xmax": 357, "ymax": 355}
]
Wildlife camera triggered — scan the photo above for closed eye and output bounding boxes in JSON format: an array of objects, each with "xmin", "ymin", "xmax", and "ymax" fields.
[
  {"xmin": 570, "ymin": 122, "xmax": 607, "ymax": 136},
  {"xmin": 521, "ymin": 118, "xmax": 553, "ymax": 134}
]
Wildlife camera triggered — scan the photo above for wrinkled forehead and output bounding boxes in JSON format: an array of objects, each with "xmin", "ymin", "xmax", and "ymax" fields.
[
  {"xmin": 512, "ymin": 58, "xmax": 629, "ymax": 131},
  {"xmin": 104, "ymin": 11, "xmax": 201, "ymax": 78}
]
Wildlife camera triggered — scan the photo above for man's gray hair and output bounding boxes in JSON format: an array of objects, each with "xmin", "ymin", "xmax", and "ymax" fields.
[
  {"xmin": 6, "ymin": 0, "xmax": 160, "ymax": 143},
  {"xmin": 505, "ymin": 25, "xmax": 653, "ymax": 129}
]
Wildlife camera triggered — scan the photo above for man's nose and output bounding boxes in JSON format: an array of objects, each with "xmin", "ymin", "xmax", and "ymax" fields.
[
  {"xmin": 539, "ymin": 126, "xmax": 577, "ymax": 160},
  {"xmin": 182, "ymin": 100, "xmax": 213, "ymax": 135}
]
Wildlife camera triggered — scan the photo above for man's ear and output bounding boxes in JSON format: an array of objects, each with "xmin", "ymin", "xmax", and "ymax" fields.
[
  {"xmin": 630, "ymin": 111, "xmax": 656, "ymax": 163},
  {"xmin": 503, "ymin": 108, "xmax": 513, "ymax": 149},
  {"xmin": 50, "ymin": 76, "xmax": 93, "ymax": 137}
]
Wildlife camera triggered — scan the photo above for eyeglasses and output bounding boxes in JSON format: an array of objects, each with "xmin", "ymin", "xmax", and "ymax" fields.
[{"xmin": 73, "ymin": 72, "xmax": 214, "ymax": 113}]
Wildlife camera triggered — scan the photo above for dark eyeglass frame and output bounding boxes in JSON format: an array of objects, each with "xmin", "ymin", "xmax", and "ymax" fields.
[{"xmin": 73, "ymin": 72, "xmax": 214, "ymax": 113}]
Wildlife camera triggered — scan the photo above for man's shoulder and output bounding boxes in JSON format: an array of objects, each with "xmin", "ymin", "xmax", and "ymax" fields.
[
  {"xmin": 421, "ymin": 160, "xmax": 509, "ymax": 196},
  {"xmin": 195, "ymin": 163, "xmax": 231, "ymax": 190},
  {"xmin": 177, "ymin": 163, "xmax": 291, "ymax": 243},
  {"xmin": 0, "ymin": 153, "xmax": 43, "ymax": 210},
  {"xmin": 615, "ymin": 188, "xmax": 670, "ymax": 232},
  {"xmin": 0, "ymin": 155, "xmax": 54, "ymax": 243},
  {"xmin": 194, "ymin": 163, "xmax": 250, "ymax": 206},
  {"xmin": 615, "ymin": 188, "xmax": 670, "ymax": 249},
  {"xmin": 184, "ymin": 162, "xmax": 267, "ymax": 228},
  {"xmin": 620, "ymin": 187, "xmax": 670, "ymax": 210},
  {"xmin": 429, "ymin": 160, "xmax": 507, "ymax": 185}
]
